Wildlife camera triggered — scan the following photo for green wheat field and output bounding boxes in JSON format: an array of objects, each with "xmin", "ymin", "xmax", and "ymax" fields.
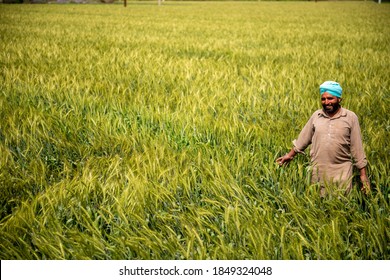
[{"xmin": 0, "ymin": 1, "xmax": 389, "ymax": 260}]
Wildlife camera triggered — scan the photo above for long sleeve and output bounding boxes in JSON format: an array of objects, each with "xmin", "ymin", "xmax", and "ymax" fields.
[
  {"xmin": 350, "ymin": 113, "xmax": 367, "ymax": 169},
  {"xmin": 292, "ymin": 111, "xmax": 317, "ymax": 153}
]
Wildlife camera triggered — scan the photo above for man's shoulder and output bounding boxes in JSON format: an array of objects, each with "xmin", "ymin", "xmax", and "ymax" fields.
[
  {"xmin": 312, "ymin": 109, "xmax": 324, "ymax": 118},
  {"xmin": 340, "ymin": 108, "xmax": 358, "ymax": 119},
  {"xmin": 313, "ymin": 107, "xmax": 358, "ymax": 115},
  {"xmin": 311, "ymin": 108, "xmax": 359, "ymax": 121}
]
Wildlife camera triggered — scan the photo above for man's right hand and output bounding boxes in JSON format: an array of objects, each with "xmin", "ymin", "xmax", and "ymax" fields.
[{"xmin": 276, "ymin": 149, "xmax": 296, "ymax": 166}]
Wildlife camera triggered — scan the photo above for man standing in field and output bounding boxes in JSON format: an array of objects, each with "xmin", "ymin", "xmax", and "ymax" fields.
[{"xmin": 276, "ymin": 81, "xmax": 370, "ymax": 196}]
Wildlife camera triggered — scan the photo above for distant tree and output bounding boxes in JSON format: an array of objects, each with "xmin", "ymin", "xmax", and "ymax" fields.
[{"xmin": 3, "ymin": 0, "xmax": 23, "ymax": 3}]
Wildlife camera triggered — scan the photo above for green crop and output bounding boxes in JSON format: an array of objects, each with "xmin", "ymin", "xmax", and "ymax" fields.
[{"xmin": 0, "ymin": 1, "xmax": 389, "ymax": 260}]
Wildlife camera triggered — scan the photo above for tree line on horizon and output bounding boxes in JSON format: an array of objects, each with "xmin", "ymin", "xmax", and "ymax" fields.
[{"xmin": 2, "ymin": 0, "xmax": 386, "ymax": 4}]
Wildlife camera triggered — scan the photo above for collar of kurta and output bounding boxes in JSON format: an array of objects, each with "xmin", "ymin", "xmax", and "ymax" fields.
[{"xmin": 319, "ymin": 107, "xmax": 347, "ymax": 119}]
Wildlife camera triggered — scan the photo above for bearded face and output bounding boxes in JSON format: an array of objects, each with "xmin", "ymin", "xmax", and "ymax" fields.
[{"xmin": 321, "ymin": 92, "xmax": 341, "ymax": 116}]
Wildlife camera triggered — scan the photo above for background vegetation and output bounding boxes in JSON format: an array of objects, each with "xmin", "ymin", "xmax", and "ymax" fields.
[
  {"xmin": 3, "ymin": 0, "xmax": 389, "ymax": 4},
  {"xmin": 0, "ymin": 1, "xmax": 389, "ymax": 260}
]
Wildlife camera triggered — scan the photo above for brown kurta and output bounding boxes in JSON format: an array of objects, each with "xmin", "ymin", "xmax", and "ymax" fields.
[{"xmin": 293, "ymin": 107, "xmax": 367, "ymax": 188}]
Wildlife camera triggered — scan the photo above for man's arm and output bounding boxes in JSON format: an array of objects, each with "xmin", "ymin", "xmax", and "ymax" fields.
[
  {"xmin": 349, "ymin": 113, "xmax": 370, "ymax": 193},
  {"xmin": 276, "ymin": 113, "xmax": 316, "ymax": 166},
  {"xmin": 276, "ymin": 148, "xmax": 297, "ymax": 166},
  {"xmin": 359, "ymin": 166, "xmax": 371, "ymax": 194}
]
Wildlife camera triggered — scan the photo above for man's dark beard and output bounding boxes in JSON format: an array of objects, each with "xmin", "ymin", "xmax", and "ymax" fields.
[{"xmin": 323, "ymin": 103, "xmax": 340, "ymax": 114}]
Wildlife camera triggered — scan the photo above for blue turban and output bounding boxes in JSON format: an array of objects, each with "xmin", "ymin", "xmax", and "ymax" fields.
[{"xmin": 319, "ymin": 81, "xmax": 342, "ymax": 98}]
